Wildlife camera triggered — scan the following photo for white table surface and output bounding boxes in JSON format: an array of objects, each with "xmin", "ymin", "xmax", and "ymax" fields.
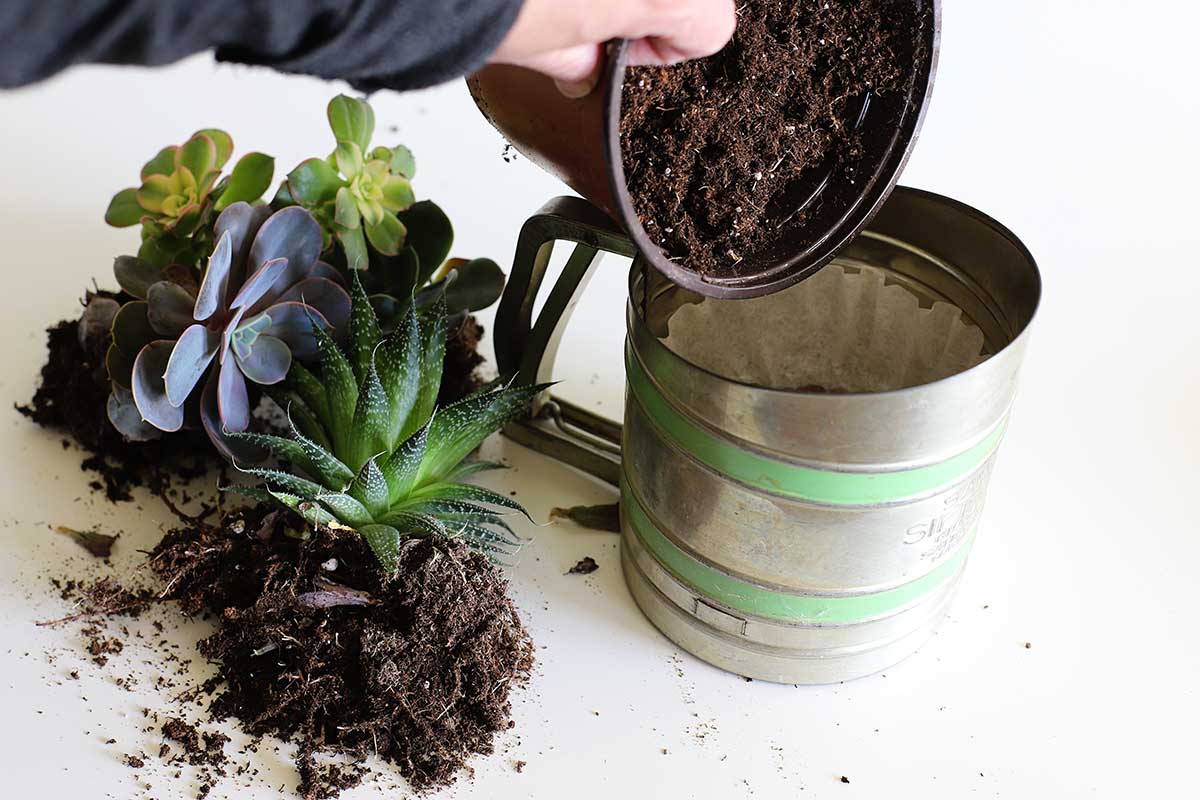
[{"xmin": 1, "ymin": 3, "xmax": 1197, "ymax": 797}]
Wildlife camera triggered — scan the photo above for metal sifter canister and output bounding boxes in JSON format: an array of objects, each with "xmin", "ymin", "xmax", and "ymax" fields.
[
  {"xmin": 470, "ymin": 1, "xmax": 1042, "ymax": 683},
  {"xmin": 493, "ymin": 191, "xmax": 1040, "ymax": 683}
]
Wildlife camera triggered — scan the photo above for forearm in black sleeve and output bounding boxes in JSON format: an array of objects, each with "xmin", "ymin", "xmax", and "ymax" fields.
[{"xmin": 0, "ymin": 0, "xmax": 524, "ymax": 91}]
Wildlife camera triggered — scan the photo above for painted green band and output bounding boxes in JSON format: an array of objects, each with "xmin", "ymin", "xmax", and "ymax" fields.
[
  {"xmin": 625, "ymin": 348, "xmax": 1005, "ymax": 506},
  {"xmin": 622, "ymin": 483, "xmax": 973, "ymax": 624}
]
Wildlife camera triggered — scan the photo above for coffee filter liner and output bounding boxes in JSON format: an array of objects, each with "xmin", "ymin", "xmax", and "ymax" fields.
[{"xmin": 662, "ymin": 260, "xmax": 988, "ymax": 393}]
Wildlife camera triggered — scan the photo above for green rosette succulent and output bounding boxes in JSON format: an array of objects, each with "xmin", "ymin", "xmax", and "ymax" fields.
[
  {"xmin": 232, "ymin": 272, "xmax": 543, "ymax": 570},
  {"xmin": 105, "ymin": 204, "xmax": 352, "ymax": 458},
  {"xmin": 283, "ymin": 95, "xmax": 505, "ymax": 325},
  {"xmin": 285, "ymin": 96, "xmax": 416, "ymax": 271},
  {"xmin": 105, "ymin": 129, "xmax": 275, "ymax": 267}
]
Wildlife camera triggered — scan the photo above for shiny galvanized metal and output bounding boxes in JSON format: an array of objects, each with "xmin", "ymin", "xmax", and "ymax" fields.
[{"xmin": 498, "ymin": 188, "xmax": 1041, "ymax": 684}]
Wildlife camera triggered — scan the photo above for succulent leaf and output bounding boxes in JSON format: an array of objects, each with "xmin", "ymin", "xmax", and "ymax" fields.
[
  {"xmin": 335, "ymin": 141, "xmax": 364, "ymax": 181},
  {"xmin": 194, "ymin": 129, "xmax": 234, "ymax": 167},
  {"xmin": 113, "ymin": 256, "xmax": 164, "ymax": 299},
  {"xmin": 201, "ymin": 368, "xmax": 264, "ymax": 462},
  {"xmin": 377, "ymin": 302, "xmax": 422, "ymax": 444},
  {"xmin": 106, "ymin": 344, "xmax": 135, "ymax": 389},
  {"xmin": 438, "ymin": 258, "xmax": 506, "ymax": 313},
  {"xmin": 79, "ymin": 297, "xmax": 120, "ymax": 347},
  {"xmin": 131, "ymin": 341, "xmax": 185, "ymax": 432},
  {"xmin": 347, "ymin": 358, "xmax": 390, "ymax": 471},
  {"xmin": 217, "ymin": 356, "xmax": 251, "ymax": 432},
  {"xmin": 398, "ymin": 201, "xmax": 454, "ymax": 286},
  {"xmin": 107, "ymin": 385, "xmax": 162, "ymax": 441},
  {"xmin": 443, "ymin": 460, "xmax": 508, "ymax": 482},
  {"xmin": 327, "ymin": 95, "xmax": 375, "ymax": 153},
  {"xmin": 406, "ymin": 293, "xmax": 447, "ymax": 441},
  {"xmin": 287, "ymin": 158, "xmax": 344, "ymax": 205},
  {"xmin": 316, "ymin": 492, "xmax": 374, "ymax": 527},
  {"xmin": 214, "ymin": 202, "xmax": 272, "ymax": 287},
  {"xmin": 348, "ymin": 457, "xmax": 389, "ymax": 519},
  {"xmin": 311, "ymin": 314, "xmax": 358, "ymax": 454},
  {"xmin": 338, "ymin": 225, "xmax": 369, "ymax": 272},
  {"xmin": 246, "ymin": 467, "xmax": 326, "ymax": 500},
  {"xmin": 287, "ymin": 417, "xmax": 355, "ymax": 487},
  {"xmin": 364, "ymin": 211, "xmax": 406, "ymax": 255},
  {"xmin": 379, "ymin": 511, "xmax": 447, "ymax": 539},
  {"xmin": 136, "ymin": 173, "xmax": 173, "ymax": 213},
  {"xmin": 230, "ymin": 257, "xmax": 288, "ymax": 312},
  {"xmin": 275, "ymin": 279, "xmax": 351, "ymax": 333},
  {"xmin": 249, "ymin": 206, "xmax": 322, "ymax": 283},
  {"xmin": 335, "ymin": 186, "xmax": 361, "ymax": 230},
  {"xmin": 418, "ymin": 384, "xmax": 543, "ymax": 485},
  {"xmin": 413, "ymin": 482, "xmax": 533, "ymax": 520},
  {"xmin": 233, "ymin": 333, "xmax": 292, "ymax": 385},
  {"xmin": 263, "ymin": 388, "xmax": 332, "ymax": 452},
  {"xmin": 163, "ymin": 324, "xmax": 220, "ymax": 406},
  {"xmin": 284, "ymin": 363, "xmax": 330, "ymax": 423},
  {"xmin": 347, "ymin": 271, "xmax": 381, "ymax": 383},
  {"xmin": 146, "ymin": 280, "xmax": 196, "ymax": 337},
  {"xmin": 380, "ymin": 421, "xmax": 429, "ymax": 504},
  {"xmin": 105, "ymin": 188, "xmax": 143, "ymax": 227},
  {"xmin": 227, "ymin": 431, "xmax": 318, "ymax": 478},
  {"xmin": 389, "ymin": 145, "xmax": 416, "ymax": 180},
  {"xmin": 140, "ymin": 147, "xmax": 178, "ymax": 180},
  {"xmin": 216, "ymin": 152, "xmax": 274, "ymax": 210},
  {"xmin": 111, "ymin": 301, "xmax": 157, "ymax": 357},
  {"xmin": 194, "ymin": 231, "xmax": 233, "ymax": 321},
  {"xmin": 177, "ymin": 133, "xmax": 217, "ymax": 184},
  {"xmin": 379, "ymin": 175, "xmax": 415, "ymax": 212},
  {"xmin": 359, "ymin": 524, "xmax": 400, "ymax": 570}
]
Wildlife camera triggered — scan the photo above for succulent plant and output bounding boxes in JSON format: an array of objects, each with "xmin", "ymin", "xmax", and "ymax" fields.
[
  {"xmin": 279, "ymin": 95, "xmax": 506, "ymax": 321},
  {"xmin": 231, "ymin": 272, "xmax": 543, "ymax": 570},
  {"xmin": 106, "ymin": 204, "xmax": 352, "ymax": 458},
  {"xmin": 285, "ymin": 95, "xmax": 416, "ymax": 271},
  {"xmin": 105, "ymin": 130, "xmax": 275, "ymax": 267}
]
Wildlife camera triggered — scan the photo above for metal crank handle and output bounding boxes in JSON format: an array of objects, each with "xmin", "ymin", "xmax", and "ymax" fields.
[{"xmin": 496, "ymin": 197, "xmax": 636, "ymax": 486}]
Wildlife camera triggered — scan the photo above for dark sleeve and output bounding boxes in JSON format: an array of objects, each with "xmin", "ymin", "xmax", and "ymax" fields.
[{"xmin": 0, "ymin": 0, "xmax": 524, "ymax": 91}]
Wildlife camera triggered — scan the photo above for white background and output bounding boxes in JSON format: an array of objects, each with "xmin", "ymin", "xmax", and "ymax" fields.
[{"xmin": 1, "ymin": 2, "xmax": 1197, "ymax": 797}]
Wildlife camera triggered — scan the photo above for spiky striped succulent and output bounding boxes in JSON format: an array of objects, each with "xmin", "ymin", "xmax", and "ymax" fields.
[{"xmin": 233, "ymin": 273, "xmax": 542, "ymax": 570}]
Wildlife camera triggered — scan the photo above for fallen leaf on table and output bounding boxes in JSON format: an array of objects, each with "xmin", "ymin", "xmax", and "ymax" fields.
[
  {"xmin": 550, "ymin": 503, "xmax": 620, "ymax": 533},
  {"xmin": 54, "ymin": 525, "xmax": 118, "ymax": 558}
]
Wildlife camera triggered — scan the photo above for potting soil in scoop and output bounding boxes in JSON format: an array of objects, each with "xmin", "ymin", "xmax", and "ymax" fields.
[{"xmin": 620, "ymin": 0, "xmax": 915, "ymax": 276}]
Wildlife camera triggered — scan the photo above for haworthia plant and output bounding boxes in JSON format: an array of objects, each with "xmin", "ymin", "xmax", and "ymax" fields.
[{"xmin": 231, "ymin": 271, "xmax": 544, "ymax": 570}]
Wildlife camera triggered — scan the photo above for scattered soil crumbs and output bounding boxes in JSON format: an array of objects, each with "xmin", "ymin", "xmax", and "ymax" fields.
[
  {"xmin": 124, "ymin": 753, "xmax": 146, "ymax": 769},
  {"xmin": 145, "ymin": 504, "xmax": 533, "ymax": 798},
  {"xmin": 620, "ymin": 0, "xmax": 915, "ymax": 275},
  {"xmin": 16, "ymin": 301, "xmax": 218, "ymax": 502},
  {"xmin": 567, "ymin": 557, "xmax": 599, "ymax": 575}
]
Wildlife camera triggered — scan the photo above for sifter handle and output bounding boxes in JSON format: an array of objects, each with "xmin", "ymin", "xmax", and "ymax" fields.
[{"xmin": 496, "ymin": 196, "xmax": 637, "ymax": 485}]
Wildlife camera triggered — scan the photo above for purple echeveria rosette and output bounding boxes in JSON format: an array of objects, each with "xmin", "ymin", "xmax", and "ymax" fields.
[{"xmin": 115, "ymin": 203, "xmax": 351, "ymax": 459}]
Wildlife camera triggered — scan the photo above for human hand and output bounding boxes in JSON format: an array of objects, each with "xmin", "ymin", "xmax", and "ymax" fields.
[{"xmin": 490, "ymin": 0, "xmax": 737, "ymax": 98}]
